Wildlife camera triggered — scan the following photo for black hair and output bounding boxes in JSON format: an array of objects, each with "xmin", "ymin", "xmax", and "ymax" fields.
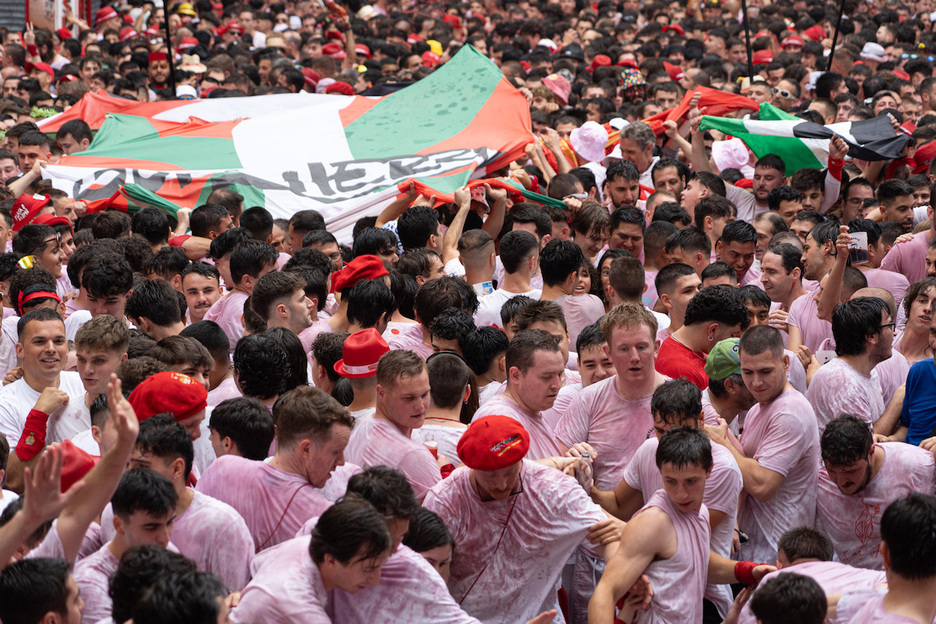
[
  {"xmin": 749, "ymin": 573, "xmax": 826, "ymax": 624},
  {"xmin": 806, "ymin": 220, "xmax": 840, "ymax": 249},
  {"xmin": 397, "ymin": 247, "xmax": 441, "ymax": 279},
  {"xmin": 606, "ymin": 159, "xmax": 640, "ymax": 183},
  {"xmin": 16, "ymin": 307, "xmax": 63, "ymax": 338},
  {"xmin": 0, "ymin": 558, "xmax": 71, "ymax": 624},
  {"xmin": 135, "ymin": 414, "xmax": 195, "ymax": 480},
  {"xmin": 695, "ymin": 195, "xmax": 736, "ymax": 225},
  {"xmin": 719, "ymin": 219, "xmax": 757, "ymax": 245},
  {"xmin": 58, "ymin": 118, "xmax": 93, "ymax": 144},
  {"xmin": 820, "ymin": 413, "xmax": 874, "ymax": 468},
  {"xmin": 575, "ymin": 322, "xmax": 605, "ymax": 354},
  {"xmin": 347, "ymin": 278, "xmax": 397, "ymax": 328},
  {"xmin": 499, "ymin": 229, "xmax": 539, "ymax": 274},
  {"xmin": 683, "ymin": 285, "xmax": 750, "ymax": 329},
  {"xmin": 111, "ymin": 467, "xmax": 178, "ymax": 520},
  {"xmin": 755, "ymin": 153, "xmax": 786, "ymax": 176},
  {"xmin": 880, "ymin": 493, "xmax": 936, "ymax": 580},
  {"xmin": 397, "ymin": 205, "xmax": 440, "ymax": 250},
  {"xmin": 402, "ymin": 506, "xmax": 454, "ymax": 553},
  {"xmin": 352, "ymin": 227, "xmax": 399, "ymax": 259},
  {"xmin": 499, "ymin": 294, "xmax": 535, "ymax": 329},
  {"xmin": 414, "ymin": 276, "xmax": 466, "ymax": 329},
  {"xmin": 189, "ymin": 204, "xmax": 231, "ymax": 239},
  {"xmin": 539, "ymin": 239, "xmax": 585, "ymax": 287},
  {"xmin": 288, "ymin": 209, "xmax": 325, "ymax": 234},
  {"xmin": 131, "ymin": 208, "xmax": 170, "ymax": 245},
  {"xmin": 91, "ymin": 211, "xmax": 132, "ymax": 240},
  {"xmin": 208, "ymin": 227, "xmax": 252, "ymax": 260},
  {"xmin": 653, "ymin": 203, "xmax": 693, "ymax": 227},
  {"xmin": 302, "ymin": 229, "xmax": 339, "ymax": 249},
  {"xmin": 12, "ymin": 224, "xmax": 56, "ymax": 257},
  {"xmin": 233, "ymin": 333, "xmax": 288, "ymax": 400},
  {"xmin": 832, "ymin": 296, "xmax": 889, "ymax": 357},
  {"xmin": 461, "ymin": 326, "xmax": 509, "ymax": 376},
  {"xmin": 263, "ymin": 327, "xmax": 308, "ymax": 391},
  {"xmin": 110, "ymin": 545, "xmax": 197, "ymax": 624},
  {"xmin": 846, "ymin": 218, "xmax": 882, "ymax": 247},
  {"xmin": 767, "ymin": 185, "xmax": 803, "ymax": 212},
  {"xmin": 209, "ymin": 397, "xmax": 275, "ymax": 461},
  {"xmin": 739, "ymin": 325, "xmax": 785, "ymax": 359},
  {"xmin": 250, "ymin": 270, "xmax": 305, "ymax": 322},
  {"xmin": 229, "ymin": 239, "xmax": 278, "ymax": 285},
  {"xmin": 239, "ymin": 206, "xmax": 274, "ymax": 240},
  {"xmin": 701, "ymin": 261, "xmax": 737, "ymax": 284},
  {"xmin": 777, "ymin": 527, "xmax": 835, "ymax": 563},
  {"xmin": 309, "ymin": 493, "xmax": 391, "ymax": 565},
  {"xmin": 132, "ymin": 570, "xmax": 227, "ymax": 624},
  {"xmin": 66, "ymin": 240, "xmax": 120, "ymax": 287},
  {"xmin": 312, "ymin": 331, "xmax": 349, "ymax": 386},
  {"xmin": 877, "ymin": 179, "xmax": 914, "ymax": 206},
  {"xmin": 651, "ymin": 379, "xmax": 703, "ymax": 427},
  {"xmin": 655, "ymin": 426, "xmax": 713, "ymax": 471},
  {"xmin": 664, "ymin": 225, "xmax": 711, "ymax": 255},
  {"xmin": 347, "ymin": 464, "xmax": 420, "ymax": 521},
  {"xmin": 510, "ymin": 203, "xmax": 552, "ymax": 240},
  {"xmin": 181, "ymin": 259, "xmax": 220, "ymax": 285},
  {"xmin": 689, "ymin": 171, "xmax": 727, "ymax": 197},
  {"xmin": 126, "ymin": 279, "xmax": 183, "ymax": 327},
  {"xmin": 144, "ymin": 246, "xmax": 189, "ymax": 279},
  {"xmin": 179, "ymin": 320, "xmax": 229, "ymax": 363},
  {"xmin": 82, "ymin": 254, "xmax": 133, "ymax": 298},
  {"xmin": 739, "ymin": 284, "xmax": 772, "ymax": 310}
]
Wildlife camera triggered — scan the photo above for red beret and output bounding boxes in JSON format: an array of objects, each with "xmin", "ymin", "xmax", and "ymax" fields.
[
  {"xmin": 325, "ymin": 81, "xmax": 355, "ymax": 96},
  {"xmin": 330, "ymin": 254, "xmax": 388, "ymax": 292},
  {"xmin": 129, "ymin": 371, "xmax": 208, "ymax": 423},
  {"xmin": 457, "ymin": 416, "xmax": 530, "ymax": 471},
  {"xmin": 59, "ymin": 440, "xmax": 99, "ymax": 493}
]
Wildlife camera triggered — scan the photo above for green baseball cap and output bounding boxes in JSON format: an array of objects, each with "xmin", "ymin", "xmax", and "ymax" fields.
[{"xmin": 704, "ymin": 338, "xmax": 741, "ymax": 381}]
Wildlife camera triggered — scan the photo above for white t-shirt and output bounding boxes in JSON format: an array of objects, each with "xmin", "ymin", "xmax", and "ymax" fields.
[
  {"xmin": 0, "ymin": 372, "xmax": 89, "ymax": 447},
  {"xmin": 806, "ymin": 358, "xmax": 885, "ymax": 435},
  {"xmin": 473, "ymin": 287, "xmax": 542, "ymax": 329}
]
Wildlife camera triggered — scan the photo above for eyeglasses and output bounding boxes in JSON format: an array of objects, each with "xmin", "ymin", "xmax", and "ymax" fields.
[
  {"xmin": 772, "ymin": 87, "xmax": 794, "ymax": 99},
  {"xmin": 879, "ymin": 322, "xmax": 896, "ymax": 331}
]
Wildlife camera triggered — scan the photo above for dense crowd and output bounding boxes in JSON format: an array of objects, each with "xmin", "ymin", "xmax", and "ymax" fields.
[{"xmin": 1, "ymin": 0, "xmax": 936, "ymax": 622}]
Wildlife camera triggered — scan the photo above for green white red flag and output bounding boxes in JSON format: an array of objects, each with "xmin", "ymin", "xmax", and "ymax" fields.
[{"xmin": 43, "ymin": 46, "xmax": 533, "ymax": 241}]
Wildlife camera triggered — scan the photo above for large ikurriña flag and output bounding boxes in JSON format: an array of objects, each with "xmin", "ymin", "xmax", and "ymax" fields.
[{"xmin": 42, "ymin": 46, "xmax": 532, "ymax": 241}]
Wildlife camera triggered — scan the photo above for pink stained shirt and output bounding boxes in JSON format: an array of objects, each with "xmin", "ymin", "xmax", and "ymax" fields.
[
  {"xmin": 413, "ymin": 424, "xmax": 466, "ymax": 465},
  {"xmin": 540, "ymin": 382, "xmax": 583, "ymax": 432},
  {"xmin": 328, "ymin": 544, "xmax": 482, "ymax": 624},
  {"xmin": 553, "ymin": 294, "xmax": 606, "ymax": 352},
  {"xmin": 471, "ymin": 393, "xmax": 563, "ymax": 460},
  {"xmin": 738, "ymin": 388, "xmax": 820, "ymax": 564},
  {"xmin": 863, "ymin": 268, "xmax": 911, "ymax": 309},
  {"xmin": 423, "ymin": 461, "xmax": 607, "ymax": 624},
  {"xmin": 736, "ymin": 561, "xmax": 887, "ymax": 624},
  {"xmin": 816, "ymin": 442, "xmax": 935, "ymax": 570},
  {"xmin": 385, "ymin": 326, "xmax": 434, "ymax": 360},
  {"xmin": 872, "ymin": 350, "xmax": 910, "ymax": 407},
  {"xmin": 230, "ymin": 535, "xmax": 331, "ymax": 624},
  {"xmin": 73, "ymin": 544, "xmax": 120, "ymax": 623},
  {"xmin": 473, "ymin": 287, "xmax": 542, "ymax": 329},
  {"xmin": 806, "ymin": 358, "xmax": 886, "ymax": 435},
  {"xmin": 343, "ymin": 418, "xmax": 440, "ymax": 500},
  {"xmin": 207, "ymin": 376, "xmax": 241, "ymax": 408},
  {"xmin": 299, "ymin": 319, "xmax": 333, "ymax": 362},
  {"xmin": 643, "ymin": 270, "xmax": 658, "ymax": 309},
  {"xmin": 631, "ymin": 490, "xmax": 711, "ymax": 624},
  {"xmin": 169, "ymin": 490, "xmax": 255, "ymax": 592},
  {"xmin": 840, "ymin": 592, "xmax": 921, "ymax": 624},
  {"xmin": 624, "ymin": 437, "xmax": 742, "ymax": 617},
  {"xmin": 787, "ymin": 292, "xmax": 834, "ymax": 353},
  {"xmin": 196, "ymin": 454, "xmax": 332, "ymax": 552},
  {"xmin": 203, "ymin": 290, "xmax": 249, "ymax": 352},
  {"xmin": 739, "ymin": 266, "xmax": 764, "ymax": 289},
  {"xmin": 554, "ymin": 376, "xmax": 656, "ymax": 490},
  {"xmin": 880, "ymin": 230, "xmax": 932, "ymax": 285}
]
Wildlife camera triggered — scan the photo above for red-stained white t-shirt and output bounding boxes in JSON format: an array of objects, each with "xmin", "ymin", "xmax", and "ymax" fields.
[
  {"xmin": 555, "ymin": 376, "xmax": 656, "ymax": 490},
  {"xmin": 196, "ymin": 454, "xmax": 332, "ymax": 552},
  {"xmin": 424, "ymin": 461, "xmax": 606, "ymax": 624},
  {"xmin": 817, "ymin": 442, "xmax": 935, "ymax": 570},
  {"xmin": 471, "ymin": 394, "xmax": 562, "ymax": 460},
  {"xmin": 344, "ymin": 417, "xmax": 440, "ymax": 500},
  {"xmin": 738, "ymin": 389, "xmax": 820, "ymax": 564},
  {"xmin": 806, "ymin": 358, "xmax": 885, "ymax": 435},
  {"xmin": 787, "ymin": 292, "xmax": 833, "ymax": 353},
  {"xmin": 204, "ymin": 290, "xmax": 248, "ymax": 352}
]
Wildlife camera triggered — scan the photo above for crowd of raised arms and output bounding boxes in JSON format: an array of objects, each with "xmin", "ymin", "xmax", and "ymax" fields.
[{"xmin": 2, "ymin": 0, "xmax": 936, "ymax": 622}]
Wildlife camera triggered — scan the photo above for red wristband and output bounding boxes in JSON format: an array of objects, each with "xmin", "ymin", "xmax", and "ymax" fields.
[
  {"xmin": 440, "ymin": 463, "xmax": 455, "ymax": 479},
  {"xmin": 15, "ymin": 409, "xmax": 50, "ymax": 462},
  {"xmin": 734, "ymin": 560, "xmax": 761, "ymax": 586},
  {"xmin": 26, "ymin": 44, "xmax": 39, "ymax": 57}
]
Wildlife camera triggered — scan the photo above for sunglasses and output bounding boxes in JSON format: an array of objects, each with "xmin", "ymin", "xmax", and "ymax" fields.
[{"xmin": 772, "ymin": 87, "xmax": 795, "ymax": 99}]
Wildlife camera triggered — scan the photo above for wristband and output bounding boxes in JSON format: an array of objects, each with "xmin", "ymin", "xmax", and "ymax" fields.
[
  {"xmin": 440, "ymin": 463, "xmax": 456, "ymax": 479},
  {"xmin": 15, "ymin": 409, "xmax": 50, "ymax": 462},
  {"xmin": 734, "ymin": 560, "xmax": 760, "ymax": 586},
  {"xmin": 26, "ymin": 44, "xmax": 39, "ymax": 57}
]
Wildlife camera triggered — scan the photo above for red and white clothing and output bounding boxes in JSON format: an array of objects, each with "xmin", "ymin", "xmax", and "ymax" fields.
[
  {"xmin": 196, "ymin": 455, "xmax": 332, "ymax": 552},
  {"xmin": 0, "ymin": 372, "xmax": 89, "ymax": 447},
  {"xmin": 424, "ymin": 461, "xmax": 606, "ymax": 624},
  {"xmin": 204, "ymin": 290, "xmax": 248, "ymax": 352},
  {"xmin": 817, "ymin": 443, "xmax": 935, "ymax": 570},
  {"xmin": 385, "ymin": 325, "xmax": 433, "ymax": 360},
  {"xmin": 631, "ymin": 490, "xmax": 711, "ymax": 624},
  {"xmin": 344, "ymin": 418, "xmax": 440, "ymax": 500},
  {"xmin": 806, "ymin": 358, "xmax": 885, "ymax": 435},
  {"xmin": 738, "ymin": 389, "xmax": 820, "ymax": 564},
  {"xmin": 624, "ymin": 438, "xmax": 742, "ymax": 617},
  {"xmin": 472, "ymin": 394, "xmax": 562, "ymax": 460},
  {"xmin": 473, "ymin": 288, "xmax": 542, "ymax": 329},
  {"xmin": 555, "ymin": 376, "xmax": 656, "ymax": 490},
  {"xmin": 73, "ymin": 545, "xmax": 120, "ymax": 623},
  {"xmin": 231, "ymin": 535, "xmax": 330, "ymax": 624}
]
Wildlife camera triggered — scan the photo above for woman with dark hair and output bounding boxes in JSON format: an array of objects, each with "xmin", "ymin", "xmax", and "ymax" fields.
[{"xmin": 402, "ymin": 507, "xmax": 454, "ymax": 582}]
